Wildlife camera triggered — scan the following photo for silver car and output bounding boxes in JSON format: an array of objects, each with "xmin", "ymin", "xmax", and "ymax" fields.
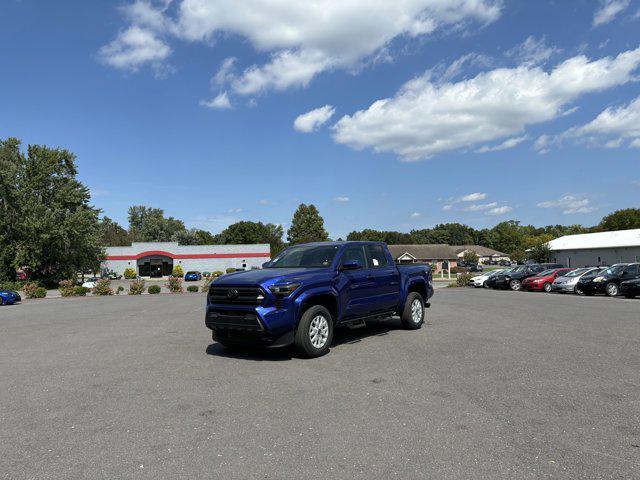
[{"xmin": 551, "ymin": 267, "xmax": 605, "ymax": 293}]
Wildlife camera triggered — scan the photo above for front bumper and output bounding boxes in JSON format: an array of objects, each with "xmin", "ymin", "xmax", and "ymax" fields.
[
  {"xmin": 619, "ymin": 283, "xmax": 640, "ymax": 296},
  {"xmin": 551, "ymin": 282, "xmax": 576, "ymax": 293}
]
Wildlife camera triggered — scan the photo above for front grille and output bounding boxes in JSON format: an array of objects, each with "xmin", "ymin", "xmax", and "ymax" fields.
[
  {"xmin": 209, "ymin": 286, "xmax": 264, "ymax": 306},
  {"xmin": 206, "ymin": 310, "xmax": 263, "ymax": 330}
]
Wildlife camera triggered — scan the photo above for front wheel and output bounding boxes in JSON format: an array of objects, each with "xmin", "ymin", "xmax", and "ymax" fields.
[
  {"xmin": 605, "ymin": 283, "xmax": 619, "ymax": 297},
  {"xmin": 543, "ymin": 282, "xmax": 552, "ymax": 293},
  {"xmin": 509, "ymin": 279, "xmax": 521, "ymax": 291},
  {"xmin": 294, "ymin": 305, "xmax": 333, "ymax": 358},
  {"xmin": 401, "ymin": 292, "xmax": 424, "ymax": 330}
]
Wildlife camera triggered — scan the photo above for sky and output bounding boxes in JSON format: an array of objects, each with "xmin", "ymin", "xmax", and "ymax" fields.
[{"xmin": 1, "ymin": 0, "xmax": 639, "ymax": 240}]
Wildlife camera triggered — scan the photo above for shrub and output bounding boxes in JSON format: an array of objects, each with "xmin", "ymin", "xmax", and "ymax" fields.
[
  {"xmin": 148, "ymin": 285, "xmax": 161, "ymax": 294},
  {"xmin": 116, "ymin": 286, "xmax": 125, "ymax": 295},
  {"xmin": 187, "ymin": 285, "xmax": 199, "ymax": 293},
  {"xmin": 129, "ymin": 278, "xmax": 146, "ymax": 295},
  {"xmin": 212, "ymin": 271, "xmax": 224, "ymax": 277},
  {"xmin": 34, "ymin": 287, "xmax": 47, "ymax": 298},
  {"xmin": 92, "ymin": 278, "xmax": 113, "ymax": 296},
  {"xmin": 225, "ymin": 267, "xmax": 236, "ymax": 274},
  {"xmin": 23, "ymin": 282, "xmax": 41, "ymax": 299},
  {"xmin": 74, "ymin": 286, "xmax": 90, "ymax": 296},
  {"xmin": 0, "ymin": 281, "xmax": 24, "ymax": 291},
  {"xmin": 166, "ymin": 276, "xmax": 183, "ymax": 293},
  {"xmin": 123, "ymin": 267, "xmax": 137, "ymax": 279},
  {"xmin": 201, "ymin": 277, "xmax": 213, "ymax": 292},
  {"xmin": 456, "ymin": 272, "xmax": 473, "ymax": 287},
  {"xmin": 172, "ymin": 265, "xmax": 184, "ymax": 278},
  {"xmin": 58, "ymin": 280, "xmax": 76, "ymax": 297}
]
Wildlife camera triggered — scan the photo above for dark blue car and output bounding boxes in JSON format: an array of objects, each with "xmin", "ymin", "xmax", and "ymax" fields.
[
  {"xmin": 0, "ymin": 289, "xmax": 21, "ymax": 305},
  {"xmin": 184, "ymin": 271, "xmax": 202, "ymax": 281},
  {"xmin": 205, "ymin": 241, "xmax": 433, "ymax": 358}
]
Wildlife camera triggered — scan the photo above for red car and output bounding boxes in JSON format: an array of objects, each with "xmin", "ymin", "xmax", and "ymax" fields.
[{"xmin": 521, "ymin": 268, "xmax": 573, "ymax": 292}]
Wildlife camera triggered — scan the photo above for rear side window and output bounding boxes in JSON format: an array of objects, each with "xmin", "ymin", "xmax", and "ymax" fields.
[
  {"xmin": 625, "ymin": 264, "xmax": 640, "ymax": 275},
  {"xmin": 340, "ymin": 246, "xmax": 367, "ymax": 268},
  {"xmin": 365, "ymin": 245, "xmax": 389, "ymax": 268}
]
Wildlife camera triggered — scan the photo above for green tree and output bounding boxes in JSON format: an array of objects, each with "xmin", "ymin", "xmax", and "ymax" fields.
[
  {"xmin": 287, "ymin": 204, "xmax": 329, "ymax": 245},
  {"xmin": 0, "ymin": 138, "xmax": 103, "ymax": 285},
  {"xmin": 0, "ymin": 138, "xmax": 22, "ymax": 279},
  {"xmin": 597, "ymin": 208, "xmax": 640, "ymax": 231},
  {"xmin": 462, "ymin": 250, "xmax": 479, "ymax": 264},
  {"xmin": 216, "ymin": 221, "xmax": 285, "ymax": 256},
  {"xmin": 99, "ymin": 216, "xmax": 131, "ymax": 246},
  {"xmin": 529, "ymin": 239, "xmax": 552, "ymax": 263},
  {"xmin": 491, "ymin": 221, "xmax": 525, "ymax": 255},
  {"xmin": 127, "ymin": 205, "xmax": 186, "ymax": 242}
]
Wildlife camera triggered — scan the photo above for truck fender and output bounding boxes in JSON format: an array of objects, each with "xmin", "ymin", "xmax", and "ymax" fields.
[{"xmin": 293, "ymin": 286, "xmax": 341, "ymax": 328}]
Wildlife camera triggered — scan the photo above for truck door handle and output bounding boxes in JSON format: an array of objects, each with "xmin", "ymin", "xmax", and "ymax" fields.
[{"xmin": 389, "ymin": 281, "xmax": 399, "ymax": 286}]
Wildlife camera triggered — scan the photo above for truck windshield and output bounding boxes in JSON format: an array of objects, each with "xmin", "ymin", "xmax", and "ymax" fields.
[{"xmin": 266, "ymin": 245, "xmax": 339, "ymax": 268}]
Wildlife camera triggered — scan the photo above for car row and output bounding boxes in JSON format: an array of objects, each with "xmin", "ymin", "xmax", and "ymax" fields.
[{"xmin": 475, "ymin": 263, "xmax": 640, "ymax": 298}]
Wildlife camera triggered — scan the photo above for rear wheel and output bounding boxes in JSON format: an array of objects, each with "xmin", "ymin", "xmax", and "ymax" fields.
[
  {"xmin": 401, "ymin": 292, "xmax": 424, "ymax": 330},
  {"xmin": 605, "ymin": 283, "xmax": 619, "ymax": 297},
  {"xmin": 294, "ymin": 305, "xmax": 333, "ymax": 358},
  {"xmin": 543, "ymin": 282, "xmax": 552, "ymax": 293},
  {"xmin": 509, "ymin": 279, "xmax": 521, "ymax": 291}
]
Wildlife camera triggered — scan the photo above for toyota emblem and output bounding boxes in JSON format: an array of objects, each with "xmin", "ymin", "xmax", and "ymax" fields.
[{"xmin": 227, "ymin": 288, "xmax": 238, "ymax": 299}]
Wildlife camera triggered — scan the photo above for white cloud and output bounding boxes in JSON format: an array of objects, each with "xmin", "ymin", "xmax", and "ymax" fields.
[
  {"xmin": 536, "ymin": 194, "xmax": 596, "ymax": 214},
  {"xmin": 563, "ymin": 95, "xmax": 640, "ymax": 149},
  {"xmin": 258, "ymin": 199, "xmax": 269, "ymax": 205},
  {"xmin": 505, "ymin": 35, "xmax": 560, "ymax": 66},
  {"xmin": 442, "ymin": 204, "xmax": 453, "ymax": 211},
  {"xmin": 486, "ymin": 205, "xmax": 512, "ymax": 215},
  {"xmin": 333, "ymin": 46, "xmax": 640, "ymax": 160},
  {"xmin": 98, "ymin": 26, "xmax": 171, "ymax": 72},
  {"xmin": 333, "ymin": 196, "xmax": 350, "ymax": 203},
  {"xmin": 227, "ymin": 208, "xmax": 243, "ymax": 213},
  {"xmin": 410, "ymin": 212, "xmax": 421, "ymax": 218},
  {"xmin": 464, "ymin": 202, "xmax": 497, "ymax": 211},
  {"xmin": 213, "ymin": 57, "xmax": 237, "ymax": 85},
  {"xmin": 200, "ymin": 91, "xmax": 232, "ymax": 110},
  {"xmin": 476, "ymin": 135, "xmax": 528, "ymax": 153},
  {"xmin": 593, "ymin": 0, "xmax": 630, "ymax": 26},
  {"xmin": 460, "ymin": 192, "xmax": 487, "ymax": 202},
  {"xmin": 294, "ymin": 105, "xmax": 336, "ymax": 133},
  {"xmin": 103, "ymin": 0, "xmax": 503, "ymax": 96}
]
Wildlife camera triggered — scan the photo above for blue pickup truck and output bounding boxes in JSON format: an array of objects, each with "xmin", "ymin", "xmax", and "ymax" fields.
[{"xmin": 205, "ymin": 241, "xmax": 433, "ymax": 357}]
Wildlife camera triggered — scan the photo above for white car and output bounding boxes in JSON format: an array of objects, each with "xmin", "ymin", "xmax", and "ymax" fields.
[
  {"xmin": 471, "ymin": 269, "xmax": 505, "ymax": 288},
  {"xmin": 82, "ymin": 277, "xmax": 99, "ymax": 289}
]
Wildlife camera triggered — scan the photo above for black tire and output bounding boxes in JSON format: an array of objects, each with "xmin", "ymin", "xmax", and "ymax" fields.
[
  {"xmin": 509, "ymin": 279, "xmax": 521, "ymax": 291},
  {"xmin": 605, "ymin": 282, "xmax": 619, "ymax": 297},
  {"xmin": 543, "ymin": 282, "xmax": 552, "ymax": 293},
  {"xmin": 294, "ymin": 305, "xmax": 333, "ymax": 358},
  {"xmin": 401, "ymin": 292, "xmax": 424, "ymax": 330}
]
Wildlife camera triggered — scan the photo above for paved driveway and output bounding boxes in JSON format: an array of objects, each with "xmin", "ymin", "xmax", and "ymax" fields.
[{"xmin": 1, "ymin": 290, "xmax": 638, "ymax": 479}]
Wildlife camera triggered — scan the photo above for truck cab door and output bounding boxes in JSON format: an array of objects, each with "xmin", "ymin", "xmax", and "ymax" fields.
[
  {"xmin": 338, "ymin": 245, "xmax": 377, "ymax": 320},
  {"xmin": 365, "ymin": 244, "xmax": 400, "ymax": 313}
]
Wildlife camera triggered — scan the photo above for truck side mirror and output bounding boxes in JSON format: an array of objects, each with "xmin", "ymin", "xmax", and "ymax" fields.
[{"xmin": 339, "ymin": 260, "xmax": 361, "ymax": 271}]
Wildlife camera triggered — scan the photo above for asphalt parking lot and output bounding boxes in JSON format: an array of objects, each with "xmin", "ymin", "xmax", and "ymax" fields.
[{"xmin": 1, "ymin": 290, "xmax": 639, "ymax": 479}]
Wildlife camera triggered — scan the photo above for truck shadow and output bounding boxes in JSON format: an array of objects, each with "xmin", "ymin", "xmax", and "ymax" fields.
[{"xmin": 205, "ymin": 316, "xmax": 410, "ymax": 360}]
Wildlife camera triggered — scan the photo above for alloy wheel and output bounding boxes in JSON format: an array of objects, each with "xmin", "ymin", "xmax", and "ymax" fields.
[
  {"xmin": 411, "ymin": 298, "xmax": 423, "ymax": 324},
  {"xmin": 309, "ymin": 315, "xmax": 329, "ymax": 349},
  {"xmin": 606, "ymin": 283, "xmax": 618, "ymax": 297}
]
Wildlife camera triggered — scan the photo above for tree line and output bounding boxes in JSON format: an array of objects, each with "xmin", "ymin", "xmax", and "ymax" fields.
[{"xmin": 2, "ymin": 137, "xmax": 639, "ymax": 285}]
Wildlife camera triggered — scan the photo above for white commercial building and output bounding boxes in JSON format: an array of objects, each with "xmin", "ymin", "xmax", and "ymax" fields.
[
  {"xmin": 102, "ymin": 242, "xmax": 271, "ymax": 278},
  {"xmin": 547, "ymin": 229, "xmax": 640, "ymax": 268}
]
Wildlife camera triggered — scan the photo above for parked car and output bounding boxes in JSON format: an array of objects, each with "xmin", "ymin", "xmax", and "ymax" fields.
[
  {"xmin": 488, "ymin": 263, "xmax": 564, "ymax": 291},
  {"xmin": 101, "ymin": 270, "xmax": 122, "ymax": 280},
  {"xmin": 82, "ymin": 277, "xmax": 99, "ymax": 289},
  {"xmin": 0, "ymin": 289, "xmax": 21, "ymax": 305},
  {"xmin": 551, "ymin": 267, "xmax": 605, "ymax": 294},
  {"xmin": 471, "ymin": 269, "xmax": 505, "ymax": 288},
  {"xmin": 205, "ymin": 241, "xmax": 433, "ymax": 358},
  {"xmin": 619, "ymin": 277, "xmax": 640, "ymax": 298},
  {"xmin": 576, "ymin": 263, "xmax": 640, "ymax": 296},
  {"xmin": 467, "ymin": 263, "xmax": 483, "ymax": 272},
  {"xmin": 521, "ymin": 268, "xmax": 573, "ymax": 292},
  {"xmin": 185, "ymin": 271, "xmax": 202, "ymax": 281}
]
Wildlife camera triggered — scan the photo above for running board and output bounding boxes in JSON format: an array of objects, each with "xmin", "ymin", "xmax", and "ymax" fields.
[{"xmin": 342, "ymin": 310, "xmax": 396, "ymax": 328}]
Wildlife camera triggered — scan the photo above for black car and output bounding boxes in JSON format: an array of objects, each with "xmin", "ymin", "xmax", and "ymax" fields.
[
  {"xmin": 485, "ymin": 266, "xmax": 518, "ymax": 289},
  {"xmin": 577, "ymin": 263, "xmax": 640, "ymax": 296},
  {"xmin": 620, "ymin": 277, "xmax": 640, "ymax": 298},
  {"xmin": 489, "ymin": 263, "xmax": 564, "ymax": 291}
]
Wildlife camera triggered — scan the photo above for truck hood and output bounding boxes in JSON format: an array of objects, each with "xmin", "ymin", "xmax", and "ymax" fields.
[{"xmin": 213, "ymin": 268, "xmax": 334, "ymax": 286}]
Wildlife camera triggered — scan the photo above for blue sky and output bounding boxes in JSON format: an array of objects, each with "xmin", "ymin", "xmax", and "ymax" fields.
[{"xmin": 1, "ymin": 0, "xmax": 639, "ymax": 239}]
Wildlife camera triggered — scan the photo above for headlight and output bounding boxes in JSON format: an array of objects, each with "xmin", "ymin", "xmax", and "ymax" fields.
[
  {"xmin": 593, "ymin": 276, "xmax": 605, "ymax": 283},
  {"xmin": 269, "ymin": 282, "xmax": 301, "ymax": 296}
]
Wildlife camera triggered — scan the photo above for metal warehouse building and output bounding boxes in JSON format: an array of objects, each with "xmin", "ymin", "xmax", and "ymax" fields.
[
  {"xmin": 102, "ymin": 242, "xmax": 271, "ymax": 278},
  {"xmin": 548, "ymin": 229, "xmax": 640, "ymax": 268}
]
